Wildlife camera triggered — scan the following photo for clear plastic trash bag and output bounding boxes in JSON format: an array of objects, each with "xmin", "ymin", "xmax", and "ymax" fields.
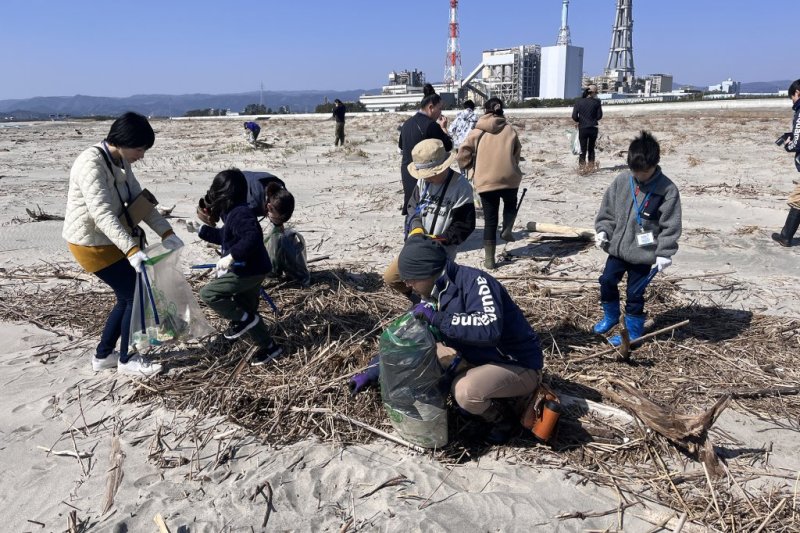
[
  {"xmin": 264, "ymin": 223, "xmax": 311, "ymax": 287},
  {"xmin": 129, "ymin": 243, "xmax": 214, "ymax": 352},
  {"xmin": 379, "ymin": 313, "xmax": 448, "ymax": 448},
  {"xmin": 567, "ymin": 129, "xmax": 581, "ymax": 155}
]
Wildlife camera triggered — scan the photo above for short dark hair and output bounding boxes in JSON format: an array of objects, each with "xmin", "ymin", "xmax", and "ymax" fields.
[
  {"xmin": 627, "ymin": 130, "xmax": 661, "ymax": 171},
  {"xmin": 423, "ymin": 83, "xmax": 436, "ymax": 97},
  {"xmin": 582, "ymin": 87, "xmax": 592, "ymax": 98},
  {"xmin": 463, "ymin": 99, "xmax": 475, "ymax": 110},
  {"xmin": 106, "ymin": 112, "xmax": 155, "ymax": 149},
  {"xmin": 266, "ymin": 181, "xmax": 295, "ymax": 223},
  {"xmin": 334, "ymin": 99, "xmax": 342, "ymax": 105},
  {"xmin": 420, "ymin": 94, "xmax": 442, "ymax": 110},
  {"xmin": 206, "ymin": 168, "xmax": 247, "ymax": 218},
  {"xmin": 789, "ymin": 79, "xmax": 800, "ymax": 97},
  {"xmin": 484, "ymin": 97, "xmax": 504, "ymax": 116}
]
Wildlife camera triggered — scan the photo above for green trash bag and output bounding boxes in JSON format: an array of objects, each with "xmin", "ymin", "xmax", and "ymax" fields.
[{"xmin": 379, "ymin": 312, "xmax": 448, "ymax": 449}]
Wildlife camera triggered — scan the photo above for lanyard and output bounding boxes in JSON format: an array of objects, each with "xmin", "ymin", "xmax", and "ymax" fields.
[{"xmin": 629, "ymin": 175, "xmax": 660, "ymax": 227}]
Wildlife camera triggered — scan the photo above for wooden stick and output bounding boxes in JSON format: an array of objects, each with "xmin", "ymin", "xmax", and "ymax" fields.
[
  {"xmin": 672, "ymin": 512, "xmax": 688, "ymax": 533},
  {"xmin": 525, "ymin": 221, "xmax": 595, "ymax": 239},
  {"xmin": 571, "ymin": 320, "xmax": 690, "ymax": 363},
  {"xmin": 754, "ymin": 497, "xmax": 788, "ymax": 533},
  {"xmin": 153, "ymin": 513, "xmax": 171, "ymax": 533},
  {"xmin": 37, "ymin": 445, "xmax": 92, "ymax": 459}
]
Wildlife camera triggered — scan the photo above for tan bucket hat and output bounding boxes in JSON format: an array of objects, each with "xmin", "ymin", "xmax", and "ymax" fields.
[{"xmin": 407, "ymin": 139, "xmax": 457, "ymax": 180}]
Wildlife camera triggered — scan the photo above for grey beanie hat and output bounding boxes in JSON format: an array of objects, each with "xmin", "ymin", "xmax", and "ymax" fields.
[{"xmin": 397, "ymin": 236, "xmax": 448, "ymax": 280}]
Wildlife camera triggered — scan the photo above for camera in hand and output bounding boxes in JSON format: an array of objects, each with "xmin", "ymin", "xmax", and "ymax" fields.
[{"xmin": 775, "ymin": 133, "xmax": 791, "ymax": 146}]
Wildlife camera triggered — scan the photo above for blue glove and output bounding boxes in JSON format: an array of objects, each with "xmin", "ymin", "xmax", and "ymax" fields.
[
  {"xmin": 349, "ymin": 355, "xmax": 380, "ymax": 397},
  {"xmin": 412, "ymin": 302, "xmax": 436, "ymax": 323}
]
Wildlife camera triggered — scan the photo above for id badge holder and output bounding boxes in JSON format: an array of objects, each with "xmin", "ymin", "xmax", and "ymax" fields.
[{"xmin": 636, "ymin": 227, "xmax": 655, "ymax": 247}]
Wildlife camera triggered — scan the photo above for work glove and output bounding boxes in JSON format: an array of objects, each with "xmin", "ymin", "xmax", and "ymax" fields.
[
  {"xmin": 348, "ymin": 356, "xmax": 380, "ymax": 397},
  {"xmin": 412, "ymin": 302, "xmax": 436, "ymax": 324},
  {"xmin": 654, "ymin": 256, "xmax": 672, "ymax": 272},
  {"xmin": 128, "ymin": 251, "xmax": 148, "ymax": 273},
  {"xmin": 162, "ymin": 234, "xmax": 184, "ymax": 250},
  {"xmin": 215, "ymin": 254, "xmax": 235, "ymax": 276},
  {"xmin": 186, "ymin": 221, "xmax": 199, "ymax": 233},
  {"xmin": 594, "ymin": 231, "xmax": 608, "ymax": 249}
]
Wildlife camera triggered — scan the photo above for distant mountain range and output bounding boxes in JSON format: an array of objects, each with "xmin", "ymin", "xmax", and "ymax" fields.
[
  {"xmin": 0, "ymin": 80, "xmax": 792, "ymax": 120},
  {"xmin": 0, "ymin": 89, "xmax": 376, "ymax": 120}
]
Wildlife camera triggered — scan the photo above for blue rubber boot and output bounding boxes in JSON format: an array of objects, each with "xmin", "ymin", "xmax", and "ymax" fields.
[
  {"xmin": 609, "ymin": 314, "xmax": 646, "ymax": 347},
  {"xmin": 592, "ymin": 301, "xmax": 620, "ymax": 334}
]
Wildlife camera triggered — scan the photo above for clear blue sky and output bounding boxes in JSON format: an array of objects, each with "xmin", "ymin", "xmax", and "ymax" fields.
[{"xmin": 0, "ymin": 0, "xmax": 789, "ymax": 99}]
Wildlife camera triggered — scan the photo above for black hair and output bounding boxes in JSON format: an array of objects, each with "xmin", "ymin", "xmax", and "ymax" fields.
[
  {"xmin": 266, "ymin": 181, "xmax": 295, "ymax": 223},
  {"xmin": 483, "ymin": 97, "xmax": 504, "ymax": 116},
  {"xmin": 463, "ymin": 99, "xmax": 475, "ymax": 110},
  {"xmin": 423, "ymin": 83, "xmax": 436, "ymax": 97},
  {"xmin": 789, "ymin": 79, "xmax": 800, "ymax": 97},
  {"xmin": 334, "ymin": 99, "xmax": 342, "ymax": 105},
  {"xmin": 106, "ymin": 111, "xmax": 155, "ymax": 149},
  {"xmin": 582, "ymin": 87, "xmax": 592, "ymax": 98},
  {"xmin": 205, "ymin": 168, "xmax": 248, "ymax": 219},
  {"xmin": 627, "ymin": 130, "xmax": 661, "ymax": 171},
  {"xmin": 419, "ymin": 94, "xmax": 442, "ymax": 110}
]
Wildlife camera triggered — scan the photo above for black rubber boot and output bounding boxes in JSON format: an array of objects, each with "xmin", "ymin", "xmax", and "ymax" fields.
[
  {"xmin": 483, "ymin": 240, "xmax": 497, "ymax": 270},
  {"xmin": 481, "ymin": 405, "xmax": 520, "ymax": 445},
  {"xmin": 500, "ymin": 211, "xmax": 517, "ymax": 242},
  {"xmin": 772, "ymin": 207, "xmax": 800, "ymax": 247}
]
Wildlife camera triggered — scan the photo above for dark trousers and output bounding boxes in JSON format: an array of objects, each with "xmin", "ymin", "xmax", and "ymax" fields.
[
  {"xmin": 599, "ymin": 255, "xmax": 651, "ymax": 316},
  {"xmin": 478, "ymin": 188, "xmax": 518, "ymax": 241},
  {"xmin": 94, "ymin": 258, "xmax": 137, "ymax": 363},
  {"xmin": 579, "ymin": 127, "xmax": 598, "ymax": 164},
  {"xmin": 334, "ymin": 122, "xmax": 345, "ymax": 146},
  {"xmin": 401, "ymin": 168, "xmax": 416, "ymax": 216},
  {"xmin": 200, "ymin": 273, "xmax": 273, "ymax": 347}
]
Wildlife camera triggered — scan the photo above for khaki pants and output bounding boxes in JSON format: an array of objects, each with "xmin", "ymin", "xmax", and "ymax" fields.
[
  {"xmin": 334, "ymin": 122, "xmax": 345, "ymax": 146},
  {"xmin": 789, "ymin": 182, "xmax": 800, "ymax": 209},
  {"xmin": 383, "ymin": 256, "xmax": 411, "ymax": 295},
  {"xmin": 452, "ymin": 363, "xmax": 540, "ymax": 416}
]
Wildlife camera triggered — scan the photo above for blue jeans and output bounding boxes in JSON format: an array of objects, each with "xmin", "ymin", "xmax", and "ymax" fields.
[
  {"xmin": 599, "ymin": 255, "xmax": 651, "ymax": 316},
  {"xmin": 94, "ymin": 258, "xmax": 137, "ymax": 363}
]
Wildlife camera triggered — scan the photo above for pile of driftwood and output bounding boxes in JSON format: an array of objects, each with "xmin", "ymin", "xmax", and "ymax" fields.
[{"xmin": 2, "ymin": 264, "xmax": 799, "ymax": 531}]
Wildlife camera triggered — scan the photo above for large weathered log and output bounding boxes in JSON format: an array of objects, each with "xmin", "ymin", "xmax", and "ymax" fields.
[
  {"xmin": 602, "ymin": 377, "xmax": 731, "ymax": 476},
  {"xmin": 526, "ymin": 221, "xmax": 595, "ymax": 240}
]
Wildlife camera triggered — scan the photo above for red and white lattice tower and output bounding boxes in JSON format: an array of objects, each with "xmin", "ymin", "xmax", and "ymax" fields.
[{"xmin": 443, "ymin": 0, "xmax": 462, "ymax": 90}]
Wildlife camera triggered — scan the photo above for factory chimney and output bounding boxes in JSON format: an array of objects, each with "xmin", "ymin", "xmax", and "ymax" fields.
[
  {"xmin": 556, "ymin": 0, "xmax": 571, "ymax": 46},
  {"xmin": 443, "ymin": 0, "xmax": 462, "ymax": 90}
]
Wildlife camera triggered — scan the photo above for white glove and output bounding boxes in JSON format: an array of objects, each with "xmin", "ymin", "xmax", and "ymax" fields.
[
  {"xmin": 594, "ymin": 231, "xmax": 608, "ymax": 249},
  {"xmin": 654, "ymin": 256, "xmax": 672, "ymax": 272},
  {"xmin": 215, "ymin": 254, "xmax": 235, "ymax": 276},
  {"xmin": 186, "ymin": 221, "xmax": 200, "ymax": 233},
  {"xmin": 128, "ymin": 251, "xmax": 148, "ymax": 272},
  {"xmin": 162, "ymin": 234, "xmax": 184, "ymax": 250}
]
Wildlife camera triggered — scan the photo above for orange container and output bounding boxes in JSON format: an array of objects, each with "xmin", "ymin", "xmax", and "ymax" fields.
[{"xmin": 532, "ymin": 400, "xmax": 561, "ymax": 442}]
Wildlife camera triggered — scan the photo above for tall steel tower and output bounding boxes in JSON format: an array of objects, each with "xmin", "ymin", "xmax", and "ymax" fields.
[
  {"xmin": 443, "ymin": 0, "xmax": 462, "ymax": 90},
  {"xmin": 556, "ymin": 0, "xmax": 571, "ymax": 46},
  {"xmin": 605, "ymin": 0, "xmax": 635, "ymax": 80}
]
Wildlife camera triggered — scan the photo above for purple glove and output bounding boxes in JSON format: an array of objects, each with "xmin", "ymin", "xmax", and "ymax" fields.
[
  {"xmin": 412, "ymin": 302, "xmax": 436, "ymax": 323},
  {"xmin": 349, "ymin": 355, "xmax": 380, "ymax": 397}
]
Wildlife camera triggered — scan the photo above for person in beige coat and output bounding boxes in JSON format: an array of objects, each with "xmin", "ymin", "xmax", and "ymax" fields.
[
  {"xmin": 456, "ymin": 98, "xmax": 522, "ymax": 268},
  {"xmin": 63, "ymin": 112, "xmax": 183, "ymax": 376}
]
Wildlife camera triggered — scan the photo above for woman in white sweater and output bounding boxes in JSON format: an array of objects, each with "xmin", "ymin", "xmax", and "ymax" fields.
[{"xmin": 63, "ymin": 112, "xmax": 183, "ymax": 376}]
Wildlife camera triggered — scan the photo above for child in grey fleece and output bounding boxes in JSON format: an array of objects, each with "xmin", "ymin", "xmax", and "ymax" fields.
[{"xmin": 593, "ymin": 131, "xmax": 682, "ymax": 346}]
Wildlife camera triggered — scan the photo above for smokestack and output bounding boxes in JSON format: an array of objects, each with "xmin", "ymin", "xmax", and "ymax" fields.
[{"xmin": 557, "ymin": 0, "xmax": 571, "ymax": 45}]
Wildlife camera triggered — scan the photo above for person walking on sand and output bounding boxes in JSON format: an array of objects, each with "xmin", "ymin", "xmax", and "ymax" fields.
[
  {"xmin": 456, "ymin": 97, "xmax": 522, "ymax": 269},
  {"xmin": 593, "ymin": 131, "xmax": 682, "ymax": 347},
  {"xmin": 448, "ymin": 99, "xmax": 478, "ymax": 147},
  {"xmin": 398, "ymin": 94, "xmax": 452, "ymax": 215},
  {"xmin": 332, "ymin": 99, "xmax": 346, "ymax": 146},
  {"xmin": 572, "ymin": 84, "xmax": 603, "ymax": 174},
  {"xmin": 63, "ymin": 111, "xmax": 183, "ymax": 376},
  {"xmin": 772, "ymin": 79, "xmax": 800, "ymax": 247}
]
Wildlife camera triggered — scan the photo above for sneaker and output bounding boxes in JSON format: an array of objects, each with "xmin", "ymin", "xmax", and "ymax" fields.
[
  {"xmin": 251, "ymin": 341, "xmax": 283, "ymax": 366},
  {"xmin": 92, "ymin": 351, "xmax": 120, "ymax": 371},
  {"xmin": 118, "ymin": 354, "xmax": 162, "ymax": 377},
  {"xmin": 223, "ymin": 314, "xmax": 260, "ymax": 340}
]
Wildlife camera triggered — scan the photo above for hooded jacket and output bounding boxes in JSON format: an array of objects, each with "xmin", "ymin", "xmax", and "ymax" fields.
[
  {"xmin": 595, "ymin": 167, "xmax": 682, "ymax": 265},
  {"xmin": 456, "ymin": 114, "xmax": 522, "ymax": 193},
  {"xmin": 784, "ymin": 100, "xmax": 800, "ymax": 172},
  {"xmin": 429, "ymin": 262, "xmax": 543, "ymax": 370},
  {"xmin": 243, "ymin": 171, "xmax": 285, "ymax": 217},
  {"xmin": 198, "ymin": 203, "xmax": 271, "ymax": 277}
]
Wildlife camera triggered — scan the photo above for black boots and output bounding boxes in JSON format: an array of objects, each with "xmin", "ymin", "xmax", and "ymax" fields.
[
  {"xmin": 772, "ymin": 207, "xmax": 800, "ymax": 247},
  {"xmin": 483, "ymin": 240, "xmax": 496, "ymax": 269},
  {"xmin": 500, "ymin": 211, "xmax": 516, "ymax": 242}
]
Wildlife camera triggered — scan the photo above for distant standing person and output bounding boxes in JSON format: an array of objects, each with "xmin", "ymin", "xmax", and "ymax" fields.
[
  {"xmin": 63, "ymin": 112, "xmax": 183, "ymax": 376},
  {"xmin": 448, "ymin": 99, "xmax": 478, "ymax": 147},
  {"xmin": 332, "ymin": 99, "xmax": 346, "ymax": 146},
  {"xmin": 398, "ymin": 94, "xmax": 452, "ymax": 214},
  {"xmin": 457, "ymin": 97, "xmax": 522, "ymax": 269},
  {"xmin": 572, "ymin": 84, "xmax": 603, "ymax": 173},
  {"xmin": 244, "ymin": 121, "xmax": 261, "ymax": 146},
  {"xmin": 772, "ymin": 79, "xmax": 800, "ymax": 247}
]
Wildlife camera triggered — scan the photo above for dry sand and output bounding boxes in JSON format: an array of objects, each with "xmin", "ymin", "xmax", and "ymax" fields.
[{"xmin": 1, "ymin": 100, "xmax": 799, "ymax": 531}]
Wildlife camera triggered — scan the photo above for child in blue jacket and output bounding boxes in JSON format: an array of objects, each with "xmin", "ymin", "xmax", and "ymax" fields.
[{"xmin": 195, "ymin": 168, "xmax": 282, "ymax": 365}]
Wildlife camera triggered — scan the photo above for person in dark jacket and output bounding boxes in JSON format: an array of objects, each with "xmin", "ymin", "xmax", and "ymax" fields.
[
  {"xmin": 332, "ymin": 99, "xmax": 346, "ymax": 146},
  {"xmin": 398, "ymin": 94, "xmax": 453, "ymax": 214},
  {"xmin": 194, "ymin": 168, "xmax": 283, "ymax": 365},
  {"xmin": 244, "ymin": 121, "xmax": 261, "ymax": 146},
  {"xmin": 772, "ymin": 79, "xmax": 800, "ymax": 247},
  {"xmin": 572, "ymin": 85, "xmax": 603, "ymax": 173}
]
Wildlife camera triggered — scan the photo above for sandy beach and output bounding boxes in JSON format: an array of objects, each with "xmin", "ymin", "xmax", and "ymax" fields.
[{"xmin": 1, "ymin": 100, "xmax": 799, "ymax": 532}]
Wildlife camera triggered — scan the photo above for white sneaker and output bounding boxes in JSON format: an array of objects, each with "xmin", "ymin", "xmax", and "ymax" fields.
[
  {"xmin": 92, "ymin": 351, "xmax": 120, "ymax": 371},
  {"xmin": 117, "ymin": 354, "xmax": 162, "ymax": 377}
]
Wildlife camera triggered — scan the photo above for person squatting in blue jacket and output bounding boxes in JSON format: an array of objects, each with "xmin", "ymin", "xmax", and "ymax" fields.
[
  {"xmin": 192, "ymin": 168, "xmax": 283, "ymax": 365},
  {"xmin": 353, "ymin": 236, "xmax": 543, "ymax": 444}
]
